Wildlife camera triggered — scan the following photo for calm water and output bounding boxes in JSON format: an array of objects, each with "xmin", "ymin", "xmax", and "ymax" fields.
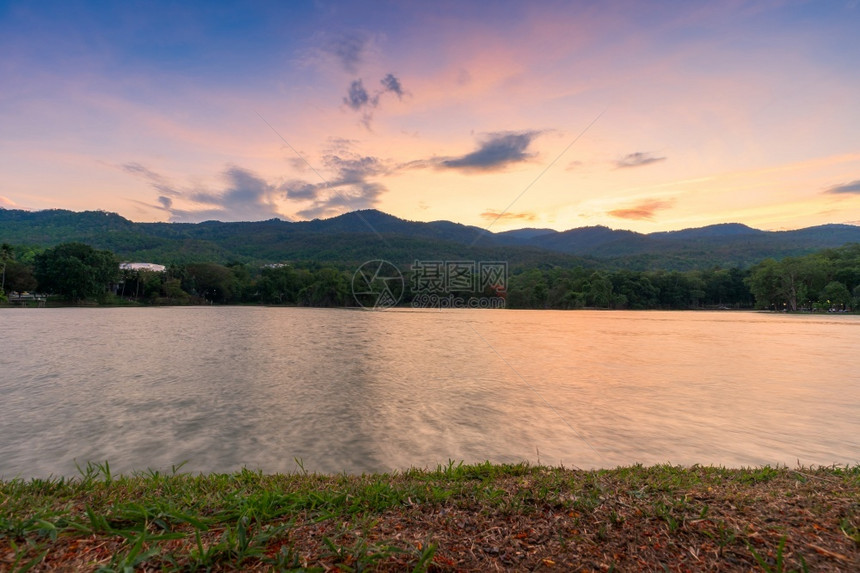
[{"xmin": 0, "ymin": 307, "xmax": 858, "ymax": 478}]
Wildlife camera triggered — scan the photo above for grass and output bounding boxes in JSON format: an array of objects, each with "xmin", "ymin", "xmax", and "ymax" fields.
[{"xmin": 1, "ymin": 461, "xmax": 858, "ymax": 571}]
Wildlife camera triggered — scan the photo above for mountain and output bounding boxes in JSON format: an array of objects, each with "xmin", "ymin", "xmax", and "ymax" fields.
[
  {"xmin": 649, "ymin": 223, "xmax": 763, "ymax": 239},
  {"xmin": 494, "ymin": 228, "xmax": 557, "ymax": 241},
  {"xmin": 0, "ymin": 208, "xmax": 591, "ymax": 269},
  {"xmin": 527, "ymin": 226, "xmax": 642, "ymax": 254},
  {"xmin": 1, "ymin": 207, "xmax": 859, "ymax": 270}
]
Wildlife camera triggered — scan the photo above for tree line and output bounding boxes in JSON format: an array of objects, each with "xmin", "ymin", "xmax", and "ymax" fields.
[
  {"xmin": 744, "ymin": 244, "xmax": 860, "ymax": 311},
  {"xmin": 505, "ymin": 266, "xmax": 752, "ymax": 309},
  {"xmin": 0, "ymin": 242, "xmax": 354, "ymax": 306},
  {"xmin": 2, "ymin": 241, "xmax": 858, "ymax": 310}
]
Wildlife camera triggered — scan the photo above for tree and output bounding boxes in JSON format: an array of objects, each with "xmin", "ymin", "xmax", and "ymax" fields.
[
  {"xmin": 258, "ymin": 265, "xmax": 310, "ymax": 304},
  {"xmin": 624, "ymin": 273, "xmax": 660, "ymax": 309},
  {"xmin": 3, "ymin": 261, "xmax": 37, "ymax": 293},
  {"xmin": 33, "ymin": 242, "xmax": 118, "ymax": 302},
  {"xmin": 586, "ymin": 271, "xmax": 613, "ymax": 308},
  {"xmin": 822, "ymin": 281, "xmax": 851, "ymax": 310},
  {"xmin": 650, "ymin": 271, "xmax": 691, "ymax": 308},
  {"xmin": 686, "ymin": 271, "xmax": 707, "ymax": 308},
  {"xmin": 0, "ymin": 243, "xmax": 12, "ymax": 296},
  {"xmin": 507, "ymin": 269, "xmax": 551, "ymax": 309},
  {"xmin": 183, "ymin": 263, "xmax": 235, "ymax": 303},
  {"xmin": 745, "ymin": 259, "xmax": 783, "ymax": 309},
  {"xmin": 299, "ymin": 268, "xmax": 349, "ymax": 307},
  {"xmin": 160, "ymin": 277, "xmax": 190, "ymax": 304},
  {"xmin": 118, "ymin": 268, "xmax": 164, "ymax": 301}
]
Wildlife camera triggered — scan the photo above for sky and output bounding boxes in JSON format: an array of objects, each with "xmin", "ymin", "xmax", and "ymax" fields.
[{"xmin": 1, "ymin": 0, "xmax": 860, "ymax": 233}]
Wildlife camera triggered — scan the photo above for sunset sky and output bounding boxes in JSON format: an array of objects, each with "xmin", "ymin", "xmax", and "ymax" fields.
[{"xmin": 2, "ymin": 0, "xmax": 859, "ymax": 232}]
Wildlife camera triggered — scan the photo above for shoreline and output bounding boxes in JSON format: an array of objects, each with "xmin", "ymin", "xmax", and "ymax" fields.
[
  {"xmin": 2, "ymin": 462, "xmax": 857, "ymax": 571},
  {"xmin": 3, "ymin": 301, "xmax": 857, "ymax": 314}
]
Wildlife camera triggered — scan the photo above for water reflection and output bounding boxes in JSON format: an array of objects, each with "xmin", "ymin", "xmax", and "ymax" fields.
[{"xmin": 0, "ymin": 307, "xmax": 857, "ymax": 478}]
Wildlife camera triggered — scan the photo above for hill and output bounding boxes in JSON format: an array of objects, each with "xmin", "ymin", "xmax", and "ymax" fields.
[{"xmin": 2, "ymin": 207, "xmax": 859, "ymax": 270}]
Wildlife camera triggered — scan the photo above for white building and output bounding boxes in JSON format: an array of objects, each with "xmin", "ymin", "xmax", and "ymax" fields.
[{"xmin": 120, "ymin": 262, "xmax": 166, "ymax": 272}]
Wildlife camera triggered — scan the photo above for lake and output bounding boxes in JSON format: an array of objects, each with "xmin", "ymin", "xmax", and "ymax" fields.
[{"xmin": 1, "ymin": 307, "xmax": 858, "ymax": 478}]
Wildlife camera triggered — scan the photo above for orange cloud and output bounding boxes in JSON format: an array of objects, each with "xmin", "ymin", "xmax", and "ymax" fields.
[
  {"xmin": 608, "ymin": 198, "xmax": 676, "ymax": 221},
  {"xmin": 480, "ymin": 210, "xmax": 537, "ymax": 222}
]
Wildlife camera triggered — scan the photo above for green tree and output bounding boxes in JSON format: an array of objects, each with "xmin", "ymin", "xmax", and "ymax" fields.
[
  {"xmin": 686, "ymin": 271, "xmax": 707, "ymax": 308},
  {"xmin": 299, "ymin": 267, "xmax": 348, "ymax": 306},
  {"xmin": 33, "ymin": 242, "xmax": 118, "ymax": 302},
  {"xmin": 650, "ymin": 271, "xmax": 691, "ymax": 308},
  {"xmin": 226, "ymin": 262, "xmax": 256, "ymax": 302},
  {"xmin": 822, "ymin": 280, "xmax": 851, "ymax": 309},
  {"xmin": 506, "ymin": 269, "xmax": 549, "ymax": 309},
  {"xmin": 611, "ymin": 271, "xmax": 657, "ymax": 309},
  {"xmin": 117, "ymin": 268, "xmax": 163, "ymax": 300},
  {"xmin": 3, "ymin": 261, "xmax": 37, "ymax": 294},
  {"xmin": 161, "ymin": 277, "xmax": 190, "ymax": 304},
  {"xmin": 258, "ymin": 265, "xmax": 313, "ymax": 304},
  {"xmin": 183, "ymin": 263, "xmax": 235, "ymax": 303},
  {"xmin": 745, "ymin": 259, "xmax": 783, "ymax": 309},
  {"xmin": 586, "ymin": 271, "xmax": 613, "ymax": 308},
  {"xmin": 0, "ymin": 243, "xmax": 13, "ymax": 297}
]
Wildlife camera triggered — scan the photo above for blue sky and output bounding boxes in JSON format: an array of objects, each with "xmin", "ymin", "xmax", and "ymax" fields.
[{"xmin": 1, "ymin": 0, "xmax": 859, "ymax": 231}]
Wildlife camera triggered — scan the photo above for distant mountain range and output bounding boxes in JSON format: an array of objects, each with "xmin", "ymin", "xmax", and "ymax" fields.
[{"xmin": 2, "ymin": 207, "xmax": 859, "ymax": 271}]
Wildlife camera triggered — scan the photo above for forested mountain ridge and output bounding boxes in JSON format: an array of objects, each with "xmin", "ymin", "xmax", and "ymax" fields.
[{"xmin": 2, "ymin": 207, "xmax": 859, "ymax": 270}]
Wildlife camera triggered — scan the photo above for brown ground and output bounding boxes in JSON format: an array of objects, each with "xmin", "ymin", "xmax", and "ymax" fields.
[{"xmin": 2, "ymin": 464, "xmax": 858, "ymax": 571}]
